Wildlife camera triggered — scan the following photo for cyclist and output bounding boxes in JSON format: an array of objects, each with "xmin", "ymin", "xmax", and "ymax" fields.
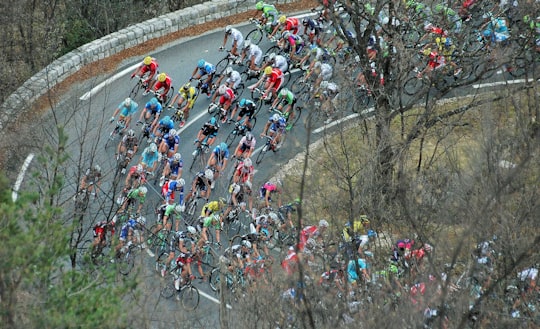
[
  {"xmin": 298, "ymin": 219, "xmax": 329, "ymax": 252},
  {"xmin": 225, "ymin": 180, "xmax": 253, "ymax": 218},
  {"xmin": 233, "ymin": 132, "xmax": 256, "ymax": 159},
  {"xmin": 160, "ymin": 152, "xmax": 183, "ymax": 185},
  {"xmin": 153, "ymin": 203, "xmax": 184, "ymax": 237},
  {"xmin": 160, "ymin": 227, "xmax": 198, "ymax": 278},
  {"xmin": 207, "ymin": 142, "xmax": 230, "ymax": 186},
  {"xmin": 139, "ymin": 142, "xmax": 159, "ymax": 175},
  {"xmin": 270, "ymin": 15, "xmax": 300, "ymax": 40},
  {"xmin": 255, "ymin": 1, "xmax": 280, "ymax": 27},
  {"xmin": 131, "ymin": 56, "xmax": 159, "ymax": 86},
  {"xmin": 220, "ymin": 25, "xmax": 244, "ymax": 58},
  {"xmin": 278, "ymin": 31, "xmax": 305, "ymax": 62},
  {"xmin": 347, "ymin": 256, "xmax": 370, "ymax": 286},
  {"xmin": 304, "ymin": 60, "xmax": 333, "ymax": 95},
  {"xmin": 229, "ymin": 98, "xmax": 256, "ymax": 128},
  {"xmin": 258, "ymin": 180, "xmax": 282, "ymax": 209},
  {"xmin": 167, "ymin": 82, "xmax": 197, "ymax": 128},
  {"xmin": 115, "ymin": 217, "xmax": 138, "ymax": 257},
  {"xmin": 79, "ymin": 164, "xmax": 102, "ymax": 198},
  {"xmin": 240, "ymin": 40, "xmax": 264, "ymax": 72},
  {"xmin": 185, "ymin": 169, "xmax": 214, "ymax": 204},
  {"xmin": 232, "ymin": 157, "xmax": 254, "ymax": 184},
  {"xmin": 416, "ymin": 47, "xmax": 445, "ymax": 78},
  {"xmin": 124, "ymin": 163, "xmax": 146, "ymax": 191},
  {"xmin": 481, "ymin": 13, "xmax": 510, "ymax": 46},
  {"xmin": 262, "ymin": 52, "xmax": 288, "ymax": 75},
  {"xmin": 271, "ymin": 88, "xmax": 297, "ymax": 130},
  {"xmin": 249, "ymin": 66, "xmax": 284, "ymax": 101},
  {"xmin": 116, "ymin": 129, "xmax": 139, "ymax": 175},
  {"xmin": 110, "ymin": 97, "xmax": 138, "ymax": 133},
  {"xmin": 197, "ymin": 212, "xmax": 222, "ymax": 248},
  {"xmin": 195, "ymin": 116, "xmax": 219, "ymax": 148},
  {"xmin": 210, "ymin": 84, "xmax": 236, "ymax": 123},
  {"xmin": 120, "ymin": 186, "xmax": 148, "ymax": 215},
  {"xmin": 146, "ymin": 72, "xmax": 172, "ymax": 104},
  {"xmin": 281, "ymin": 246, "xmax": 299, "ymax": 276},
  {"xmin": 137, "ymin": 97, "xmax": 162, "ymax": 133},
  {"xmin": 91, "ymin": 220, "xmax": 115, "ymax": 252},
  {"xmin": 161, "ymin": 177, "xmax": 185, "ymax": 207},
  {"xmin": 301, "ymin": 17, "xmax": 322, "ymax": 45},
  {"xmin": 213, "ymin": 66, "xmax": 242, "ymax": 94},
  {"xmin": 224, "ymin": 240, "xmax": 253, "ymax": 272},
  {"xmin": 260, "ymin": 113, "xmax": 286, "ymax": 151},
  {"xmin": 152, "ymin": 115, "xmax": 175, "ymax": 141},
  {"xmin": 279, "ymin": 198, "xmax": 301, "ymax": 231},
  {"xmin": 158, "ymin": 129, "xmax": 180, "ymax": 160},
  {"xmin": 190, "ymin": 59, "xmax": 216, "ymax": 97}
]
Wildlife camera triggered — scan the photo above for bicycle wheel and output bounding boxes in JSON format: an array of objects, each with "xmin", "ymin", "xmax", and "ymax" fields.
[
  {"xmin": 235, "ymin": 82, "xmax": 246, "ymax": 99},
  {"xmin": 161, "ymin": 281, "xmax": 176, "ymax": 299},
  {"xmin": 246, "ymin": 28, "xmax": 263, "ymax": 45},
  {"xmin": 255, "ymin": 144, "xmax": 269, "ymax": 165},
  {"xmin": 189, "ymin": 148, "xmax": 200, "ymax": 171},
  {"xmin": 290, "ymin": 75, "xmax": 307, "ymax": 94},
  {"xmin": 104, "ymin": 129, "xmax": 117, "ymax": 149},
  {"xmin": 403, "ymin": 76, "xmax": 426, "ymax": 96},
  {"xmin": 264, "ymin": 45, "xmax": 281, "ymax": 57},
  {"xmin": 282, "ymin": 70, "xmax": 292, "ymax": 87},
  {"xmin": 225, "ymin": 129, "xmax": 239, "ymax": 147},
  {"xmin": 180, "ymin": 285, "xmax": 200, "ymax": 310},
  {"xmin": 130, "ymin": 81, "xmax": 142, "ymax": 99},
  {"xmin": 185, "ymin": 198, "xmax": 200, "ymax": 223},
  {"xmin": 117, "ymin": 251, "xmax": 135, "ymax": 275},
  {"xmin": 215, "ymin": 58, "xmax": 230, "ymax": 75},
  {"xmin": 156, "ymin": 251, "xmax": 169, "ymax": 274},
  {"xmin": 287, "ymin": 106, "xmax": 302, "ymax": 129},
  {"xmin": 209, "ymin": 267, "xmax": 221, "ymax": 292}
]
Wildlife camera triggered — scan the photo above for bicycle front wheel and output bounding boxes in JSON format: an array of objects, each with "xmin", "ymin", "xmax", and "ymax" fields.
[
  {"xmin": 215, "ymin": 58, "xmax": 230, "ymax": 75},
  {"xmin": 209, "ymin": 267, "xmax": 221, "ymax": 292},
  {"xmin": 117, "ymin": 252, "xmax": 135, "ymax": 275},
  {"xmin": 161, "ymin": 281, "xmax": 176, "ymax": 299},
  {"xmin": 180, "ymin": 285, "xmax": 200, "ymax": 310},
  {"xmin": 255, "ymin": 145, "xmax": 269, "ymax": 165},
  {"xmin": 246, "ymin": 28, "xmax": 263, "ymax": 45}
]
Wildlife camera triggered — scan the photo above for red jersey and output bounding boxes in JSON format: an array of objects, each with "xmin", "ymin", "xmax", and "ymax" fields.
[
  {"xmin": 141, "ymin": 60, "xmax": 159, "ymax": 75},
  {"xmin": 285, "ymin": 18, "xmax": 299, "ymax": 34},
  {"xmin": 268, "ymin": 68, "xmax": 283, "ymax": 84}
]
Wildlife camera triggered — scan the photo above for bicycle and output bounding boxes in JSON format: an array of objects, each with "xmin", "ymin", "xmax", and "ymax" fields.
[
  {"xmin": 245, "ymin": 18, "xmax": 274, "ymax": 45},
  {"xmin": 136, "ymin": 115, "xmax": 154, "ymax": 144},
  {"xmin": 224, "ymin": 115, "xmax": 257, "ymax": 147},
  {"xmin": 250, "ymin": 87, "xmax": 274, "ymax": 116},
  {"xmin": 209, "ymin": 262, "xmax": 249, "ymax": 297},
  {"xmin": 151, "ymin": 87, "xmax": 175, "ymax": 106},
  {"xmin": 73, "ymin": 182, "xmax": 94, "ymax": 213},
  {"xmin": 129, "ymin": 75, "xmax": 152, "ymax": 99},
  {"xmin": 183, "ymin": 188, "xmax": 205, "ymax": 226},
  {"xmin": 160, "ymin": 270, "xmax": 200, "ymax": 310},
  {"xmin": 255, "ymin": 134, "xmax": 283, "ymax": 165},
  {"xmin": 115, "ymin": 241, "xmax": 140, "ymax": 275},
  {"xmin": 104, "ymin": 119, "xmax": 127, "ymax": 149},
  {"xmin": 193, "ymin": 240, "xmax": 220, "ymax": 279},
  {"xmin": 270, "ymin": 102, "xmax": 301, "ymax": 131},
  {"xmin": 189, "ymin": 136, "xmax": 212, "ymax": 171},
  {"xmin": 222, "ymin": 203, "xmax": 250, "ymax": 236}
]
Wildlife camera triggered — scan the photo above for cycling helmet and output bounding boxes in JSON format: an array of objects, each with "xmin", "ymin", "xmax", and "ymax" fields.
[
  {"xmin": 279, "ymin": 15, "xmax": 287, "ymax": 24},
  {"xmin": 225, "ymin": 25, "xmax": 232, "ymax": 34},
  {"xmin": 218, "ymin": 84, "xmax": 227, "ymax": 95},
  {"xmin": 239, "ymin": 98, "xmax": 247, "ymax": 108},
  {"xmin": 149, "ymin": 97, "xmax": 159, "ymax": 106},
  {"xmin": 243, "ymin": 39, "xmax": 251, "ymax": 49},
  {"xmin": 149, "ymin": 143, "xmax": 158, "ymax": 153},
  {"xmin": 93, "ymin": 164, "xmax": 101, "ymax": 172},
  {"xmin": 143, "ymin": 56, "xmax": 152, "ymax": 65},
  {"xmin": 243, "ymin": 157, "xmax": 252, "ymax": 167},
  {"xmin": 158, "ymin": 73, "xmax": 167, "ymax": 82},
  {"xmin": 320, "ymin": 81, "xmax": 329, "ymax": 89},
  {"xmin": 280, "ymin": 88, "xmax": 289, "ymax": 97},
  {"xmin": 204, "ymin": 169, "xmax": 214, "ymax": 180},
  {"xmin": 268, "ymin": 212, "xmax": 278, "ymax": 222},
  {"xmin": 319, "ymin": 219, "xmax": 329, "ymax": 228},
  {"xmin": 271, "ymin": 113, "xmax": 280, "ymax": 121},
  {"xmin": 136, "ymin": 164, "xmax": 144, "ymax": 173},
  {"xmin": 268, "ymin": 52, "xmax": 276, "ymax": 60},
  {"xmin": 218, "ymin": 197, "xmax": 226, "ymax": 207},
  {"xmin": 242, "ymin": 240, "xmax": 252, "ymax": 248},
  {"xmin": 245, "ymin": 132, "xmax": 253, "ymax": 141},
  {"xmin": 177, "ymin": 178, "xmax": 185, "ymax": 186},
  {"xmin": 187, "ymin": 226, "xmax": 197, "ymax": 234},
  {"xmin": 137, "ymin": 216, "xmax": 146, "ymax": 225},
  {"xmin": 309, "ymin": 44, "xmax": 318, "ymax": 52},
  {"xmin": 224, "ymin": 66, "xmax": 233, "ymax": 75},
  {"xmin": 256, "ymin": 1, "xmax": 264, "ymax": 10},
  {"xmin": 209, "ymin": 117, "xmax": 217, "ymax": 126},
  {"xmin": 219, "ymin": 142, "xmax": 228, "ymax": 151},
  {"xmin": 139, "ymin": 186, "xmax": 148, "ymax": 195},
  {"xmin": 175, "ymin": 204, "xmax": 183, "ymax": 213},
  {"xmin": 197, "ymin": 59, "xmax": 205, "ymax": 68},
  {"xmin": 173, "ymin": 153, "xmax": 182, "ymax": 161},
  {"xmin": 127, "ymin": 129, "xmax": 135, "ymax": 137},
  {"xmin": 168, "ymin": 129, "xmax": 177, "ymax": 137},
  {"xmin": 182, "ymin": 83, "xmax": 190, "ymax": 90},
  {"xmin": 264, "ymin": 66, "xmax": 273, "ymax": 75},
  {"xmin": 124, "ymin": 97, "xmax": 132, "ymax": 107}
]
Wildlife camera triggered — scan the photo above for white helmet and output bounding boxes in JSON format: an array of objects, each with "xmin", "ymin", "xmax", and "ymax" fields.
[
  {"xmin": 243, "ymin": 39, "xmax": 251, "ymax": 49},
  {"xmin": 243, "ymin": 158, "xmax": 252, "ymax": 167},
  {"xmin": 139, "ymin": 186, "xmax": 148, "ymax": 195},
  {"xmin": 204, "ymin": 169, "xmax": 214, "ymax": 180},
  {"xmin": 93, "ymin": 164, "xmax": 101, "ymax": 173},
  {"xmin": 225, "ymin": 66, "xmax": 233, "ymax": 75},
  {"xmin": 173, "ymin": 153, "xmax": 182, "ymax": 161},
  {"xmin": 306, "ymin": 238, "xmax": 316, "ymax": 248},
  {"xmin": 319, "ymin": 219, "xmax": 329, "ymax": 228},
  {"xmin": 136, "ymin": 164, "xmax": 144, "ymax": 173},
  {"xmin": 320, "ymin": 81, "xmax": 329, "ymax": 89},
  {"xmin": 124, "ymin": 97, "xmax": 132, "ymax": 107},
  {"xmin": 225, "ymin": 25, "xmax": 232, "ymax": 33},
  {"xmin": 242, "ymin": 240, "xmax": 252, "ymax": 248},
  {"xmin": 177, "ymin": 178, "xmax": 185, "ymax": 186},
  {"xmin": 175, "ymin": 204, "xmax": 183, "ymax": 213},
  {"xmin": 268, "ymin": 52, "xmax": 276, "ymax": 60},
  {"xmin": 149, "ymin": 143, "xmax": 157, "ymax": 153},
  {"xmin": 187, "ymin": 226, "xmax": 197, "ymax": 234},
  {"xmin": 169, "ymin": 129, "xmax": 177, "ymax": 137},
  {"xmin": 218, "ymin": 84, "xmax": 227, "ymax": 95},
  {"xmin": 268, "ymin": 212, "xmax": 278, "ymax": 222},
  {"xmin": 137, "ymin": 216, "xmax": 146, "ymax": 225}
]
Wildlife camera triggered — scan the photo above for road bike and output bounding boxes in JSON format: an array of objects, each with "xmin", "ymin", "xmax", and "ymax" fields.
[
  {"xmin": 151, "ymin": 87, "xmax": 175, "ymax": 106},
  {"xmin": 189, "ymin": 137, "xmax": 211, "ymax": 171},
  {"xmin": 115, "ymin": 241, "xmax": 141, "ymax": 275},
  {"xmin": 73, "ymin": 182, "xmax": 94, "ymax": 213},
  {"xmin": 160, "ymin": 270, "xmax": 200, "ymax": 310},
  {"xmin": 222, "ymin": 203, "xmax": 250, "ymax": 236},
  {"xmin": 224, "ymin": 115, "xmax": 257, "ymax": 147},
  {"xmin": 183, "ymin": 188, "xmax": 205, "ymax": 226},
  {"xmin": 255, "ymin": 134, "xmax": 284, "ymax": 165},
  {"xmin": 129, "ymin": 75, "xmax": 153, "ymax": 99},
  {"xmin": 245, "ymin": 18, "xmax": 274, "ymax": 45},
  {"xmin": 104, "ymin": 119, "xmax": 127, "ymax": 149}
]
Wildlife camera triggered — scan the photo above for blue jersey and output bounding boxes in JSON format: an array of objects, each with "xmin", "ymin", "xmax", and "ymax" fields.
[
  {"xmin": 212, "ymin": 146, "xmax": 230, "ymax": 161},
  {"xmin": 163, "ymin": 134, "xmax": 180, "ymax": 149},
  {"xmin": 145, "ymin": 102, "xmax": 163, "ymax": 115},
  {"xmin": 347, "ymin": 259, "xmax": 368, "ymax": 283},
  {"xmin": 118, "ymin": 101, "xmax": 138, "ymax": 117},
  {"xmin": 119, "ymin": 219, "xmax": 137, "ymax": 240},
  {"xmin": 141, "ymin": 148, "xmax": 159, "ymax": 167},
  {"xmin": 201, "ymin": 62, "xmax": 216, "ymax": 75},
  {"xmin": 269, "ymin": 116, "xmax": 286, "ymax": 132},
  {"xmin": 168, "ymin": 159, "xmax": 183, "ymax": 176},
  {"xmin": 165, "ymin": 180, "xmax": 185, "ymax": 205},
  {"xmin": 157, "ymin": 118, "xmax": 174, "ymax": 131}
]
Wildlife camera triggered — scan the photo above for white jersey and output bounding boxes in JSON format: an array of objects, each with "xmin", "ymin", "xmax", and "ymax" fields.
[
  {"xmin": 273, "ymin": 55, "xmax": 288, "ymax": 72},
  {"xmin": 248, "ymin": 44, "xmax": 263, "ymax": 65},
  {"xmin": 230, "ymin": 28, "xmax": 244, "ymax": 47},
  {"xmin": 226, "ymin": 70, "xmax": 242, "ymax": 89},
  {"xmin": 315, "ymin": 62, "xmax": 333, "ymax": 81}
]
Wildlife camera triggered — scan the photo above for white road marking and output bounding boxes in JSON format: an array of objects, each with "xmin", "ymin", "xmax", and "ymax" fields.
[
  {"xmin": 198, "ymin": 289, "xmax": 233, "ymax": 309},
  {"xmin": 79, "ymin": 65, "xmax": 139, "ymax": 100},
  {"xmin": 12, "ymin": 153, "xmax": 35, "ymax": 202},
  {"xmin": 473, "ymin": 78, "xmax": 536, "ymax": 89}
]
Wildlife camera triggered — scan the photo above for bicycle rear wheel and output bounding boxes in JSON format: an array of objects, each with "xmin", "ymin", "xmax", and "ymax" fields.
[
  {"xmin": 161, "ymin": 281, "xmax": 176, "ymax": 299},
  {"xmin": 180, "ymin": 285, "xmax": 200, "ymax": 310}
]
